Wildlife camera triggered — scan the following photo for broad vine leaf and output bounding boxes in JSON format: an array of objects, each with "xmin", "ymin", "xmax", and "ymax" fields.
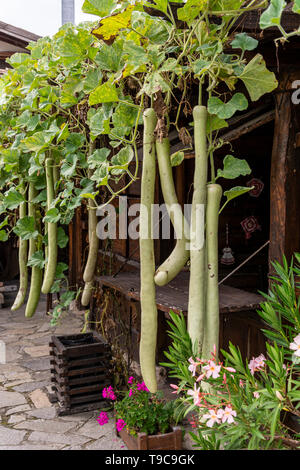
[
  {"xmin": 83, "ymin": 69, "xmax": 103, "ymax": 93},
  {"xmin": 150, "ymin": 0, "xmax": 168, "ymax": 13},
  {"xmin": 111, "ymin": 145, "xmax": 134, "ymax": 167},
  {"xmin": 27, "ymin": 250, "xmax": 45, "ymax": 269},
  {"xmin": 88, "ymin": 148, "xmax": 111, "ymax": 170},
  {"xmin": 207, "ymin": 93, "xmax": 248, "ymax": 119},
  {"xmin": 177, "ymin": 0, "xmax": 207, "ymax": 22},
  {"xmin": 171, "ymin": 151, "xmax": 184, "ymax": 167},
  {"xmin": 44, "ymin": 208, "xmax": 61, "ymax": 224},
  {"xmin": 13, "ymin": 216, "xmax": 38, "ymax": 240},
  {"xmin": 224, "ymin": 186, "xmax": 252, "ymax": 203},
  {"xmin": 88, "ymin": 109, "xmax": 110, "ymax": 138},
  {"xmin": 206, "ymin": 114, "xmax": 228, "ymax": 133},
  {"xmin": 260, "ymin": 0, "xmax": 287, "ymax": 29},
  {"xmin": 61, "ymin": 154, "xmax": 78, "ymax": 178},
  {"xmin": 92, "ymin": 5, "xmax": 134, "ymax": 45},
  {"xmin": 231, "ymin": 33, "xmax": 258, "ymax": 52},
  {"xmin": 82, "ymin": 0, "xmax": 116, "ymax": 17},
  {"xmin": 65, "ymin": 133, "xmax": 85, "ymax": 153},
  {"xmin": 0, "ymin": 229, "xmax": 8, "ymax": 241},
  {"xmin": 89, "ymin": 82, "xmax": 119, "ymax": 105},
  {"xmin": 217, "ymin": 155, "xmax": 251, "ymax": 180},
  {"xmin": 238, "ymin": 54, "xmax": 278, "ymax": 101},
  {"xmin": 4, "ymin": 188, "xmax": 24, "ymax": 210},
  {"xmin": 57, "ymin": 227, "xmax": 69, "ymax": 249}
]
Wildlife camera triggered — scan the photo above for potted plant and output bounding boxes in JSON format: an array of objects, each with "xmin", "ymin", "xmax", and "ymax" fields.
[
  {"xmin": 97, "ymin": 378, "xmax": 182, "ymax": 450},
  {"xmin": 160, "ymin": 255, "xmax": 300, "ymax": 450}
]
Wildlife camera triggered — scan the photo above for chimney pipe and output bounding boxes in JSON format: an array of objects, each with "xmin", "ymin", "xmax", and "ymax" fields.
[{"xmin": 62, "ymin": 0, "xmax": 75, "ymax": 25}]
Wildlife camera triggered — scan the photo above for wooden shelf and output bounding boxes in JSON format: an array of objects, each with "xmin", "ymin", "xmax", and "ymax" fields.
[{"xmin": 95, "ymin": 271, "xmax": 263, "ymax": 316}]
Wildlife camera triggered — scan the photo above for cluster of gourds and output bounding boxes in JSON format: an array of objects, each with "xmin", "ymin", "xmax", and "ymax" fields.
[{"xmin": 1, "ymin": 0, "xmax": 285, "ymax": 392}]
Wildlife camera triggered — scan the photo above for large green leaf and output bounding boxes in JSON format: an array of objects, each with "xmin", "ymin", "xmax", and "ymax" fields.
[
  {"xmin": 293, "ymin": 0, "xmax": 300, "ymax": 14},
  {"xmin": 224, "ymin": 186, "xmax": 252, "ymax": 203},
  {"xmin": 44, "ymin": 208, "xmax": 61, "ymax": 224},
  {"xmin": 92, "ymin": 5, "xmax": 134, "ymax": 44},
  {"xmin": 88, "ymin": 148, "xmax": 111, "ymax": 170},
  {"xmin": 13, "ymin": 216, "xmax": 38, "ymax": 240},
  {"xmin": 207, "ymin": 93, "xmax": 248, "ymax": 119},
  {"xmin": 82, "ymin": 0, "xmax": 116, "ymax": 16},
  {"xmin": 27, "ymin": 250, "xmax": 45, "ymax": 269},
  {"xmin": 61, "ymin": 154, "xmax": 78, "ymax": 178},
  {"xmin": 177, "ymin": 0, "xmax": 207, "ymax": 22},
  {"xmin": 89, "ymin": 82, "xmax": 119, "ymax": 105},
  {"xmin": 231, "ymin": 33, "xmax": 258, "ymax": 52},
  {"xmin": 238, "ymin": 54, "xmax": 278, "ymax": 101},
  {"xmin": 4, "ymin": 188, "xmax": 24, "ymax": 210},
  {"xmin": 88, "ymin": 108, "xmax": 110, "ymax": 138},
  {"xmin": 260, "ymin": 0, "xmax": 287, "ymax": 29},
  {"xmin": 217, "ymin": 155, "xmax": 251, "ymax": 180}
]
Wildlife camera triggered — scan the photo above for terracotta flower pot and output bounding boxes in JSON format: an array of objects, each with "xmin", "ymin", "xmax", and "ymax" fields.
[{"xmin": 117, "ymin": 426, "xmax": 182, "ymax": 450}]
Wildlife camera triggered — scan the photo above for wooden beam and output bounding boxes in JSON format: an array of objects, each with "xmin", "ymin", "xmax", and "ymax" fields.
[{"xmin": 269, "ymin": 72, "xmax": 300, "ymax": 273}]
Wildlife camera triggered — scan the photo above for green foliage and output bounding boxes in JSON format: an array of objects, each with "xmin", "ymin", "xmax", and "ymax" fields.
[
  {"xmin": 113, "ymin": 379, "xmax": 176, "ymax": 436},
  {"xmin": 162, "ymin": 258, "xmax": 300, "ymax": 449}
]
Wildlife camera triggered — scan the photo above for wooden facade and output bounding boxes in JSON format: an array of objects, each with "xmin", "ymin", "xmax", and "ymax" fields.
[{"xmin": 67, "ymin": 18, "xmax": 299, "ymax": 370}]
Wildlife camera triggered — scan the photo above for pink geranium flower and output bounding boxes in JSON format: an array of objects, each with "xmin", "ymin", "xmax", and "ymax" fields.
[
  {"xmin": 137, "ymin": 381, "xmax": 149, "ymax": 392},
  {"xmin": 97, "ymin": 411, "xmax": 109, "ymax": 426},
  {"xmin": 102, "ymin": 385, "xmax": 116, "ymax": 401},
  {"xmin": 290, "ymin": 334, "xmax": 300, "ymax": 357},
  {"xmin": 203, "ymin": 360, "xmax": 221, "ymax": 379},
  {"xmin": 203, "ymin": 409, "xmax": 223, "ymax": 427},
  {"xmin": 116, "ymin": 418, "xmax": 126, "ymax": 432}
]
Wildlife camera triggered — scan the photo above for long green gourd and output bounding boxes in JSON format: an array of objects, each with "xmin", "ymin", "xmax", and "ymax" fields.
[
  {"xmin": 154, "ymin": 138, "xmax": 190, "ymax": 287},
  {"xmin": 139, "ymin": 108, "xmax": 158, "ymax": 393},
  {"xmin": 41, "ymin": 157, "xmax": 57, "ymax": 294},
  {"xmin": 202, "ymin": 183, "xmax": 223, "ymax": 360},
  {"xmin": 187, "ymin": 105, "xmax": 208, "ymax": 355},
  {"xmin": 25, "ymin": 183, "xmax": 43, "ymax": 318},
  {"xmin": 11, "ymin": 183, "xmax": 28, "ymax": 311},
  {"xmin": 81, "ymin": 198, "xmax": 98, "ymax": 306}
]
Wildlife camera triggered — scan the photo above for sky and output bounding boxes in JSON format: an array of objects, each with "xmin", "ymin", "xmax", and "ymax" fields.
[{"xmin": 1, "ymin": 0, "xmax": 97, "ymax": 37}]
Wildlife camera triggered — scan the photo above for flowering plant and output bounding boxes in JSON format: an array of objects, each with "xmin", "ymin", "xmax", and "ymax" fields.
[{"xmin": 97, "ymin": 377, "xmax": 176, "ymax": 437}]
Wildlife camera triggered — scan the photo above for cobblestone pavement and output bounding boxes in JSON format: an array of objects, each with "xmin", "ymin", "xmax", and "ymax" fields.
[{"xmin": 0, "ymin": 291, "xmax": 126, "ymax": 450}]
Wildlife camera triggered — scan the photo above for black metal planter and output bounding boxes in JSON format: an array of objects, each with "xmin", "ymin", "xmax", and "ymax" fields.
[{"xmin": 49, "ymin": 332, "xmax": 111, "ymax": 416}]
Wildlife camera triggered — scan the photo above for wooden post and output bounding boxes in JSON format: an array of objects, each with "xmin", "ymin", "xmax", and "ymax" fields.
[{"xmin": 269, "ymin": 72, "xmax": 300, "ymax": 276}]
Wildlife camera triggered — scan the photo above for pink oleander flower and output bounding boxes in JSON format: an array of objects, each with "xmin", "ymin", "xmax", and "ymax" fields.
[
  {"xmin": 128, "ymin": 376, "xmax": 135, "ymax": 385},
  {"xmin": 203, "ymin": 409, "xmax": 223, "ymax": 428},
  {"xmin": 187, "ymin": 383, "xmax": 202, "ymax": 406},
  {"xmin": 239, "ymin": 379, "xmax": 245, "ymax": 388},
  {"xmin": 102, "ymin": 385, "xmax": 116, "ymax": 401},
  {"xmin": 223, "ymin": 366, "xmax": 236, "ymax": 373},
  {"xmin": 170, "ymin": 384, "xmax": 179, "ymax": 394},
  {"xmin": 221, "ymin": 406, "xmax": 237, "ymax": 424},
  {"xmin": 290, "ymin": 334, "xmax": 300, "ymax": 357},
  {"xmin": 116, "ymin": 418, "xmax": 126, "ymax": 432},
  {"xmin": 248, "ymin": 354, "xmax": 266, "ymax": 375},
  {"xmin": 136, "ymin": 381, "xmax": 149, "ymax": 392},
  {"xmin": 97, "ymin": 411, "xmax": 109, "ymax": 425},
  {"xmin": 253, "ymin": 391, "xmax": 260, "ymax": 399},
  {"xmin": 188, "ymin": 357, "xmax": 200, "ymax": 376},
  {"xmin": 203, "ymin": 360, "xmax": 221, "ymax": 379}
]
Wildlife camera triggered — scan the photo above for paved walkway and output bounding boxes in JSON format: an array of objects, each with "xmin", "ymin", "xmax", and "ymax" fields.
[{"xmin": 0, "ymin": 290, "xmax": 126, "ymax": 450}]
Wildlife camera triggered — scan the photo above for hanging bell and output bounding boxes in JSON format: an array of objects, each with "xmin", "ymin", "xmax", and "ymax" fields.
[
  {"xmin": 221, "ymin": 246, "xmax": 235, "ymax": 265},
  {"xmin": 221, "ymin": 223, "xmax": 235, "ymax": 266}
]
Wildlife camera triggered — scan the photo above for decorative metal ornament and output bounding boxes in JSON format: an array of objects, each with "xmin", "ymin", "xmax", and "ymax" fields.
[
  {"xmin": 247, "ymin": 178, "xmax": 264, "ymax": 198},
  {"xmin": 240, "ymin": 216, "xmax": 261, "ymax": 240},
  {"xmin": 221, "ymin": 224, "xmax": 235, "ymax": 265}
]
